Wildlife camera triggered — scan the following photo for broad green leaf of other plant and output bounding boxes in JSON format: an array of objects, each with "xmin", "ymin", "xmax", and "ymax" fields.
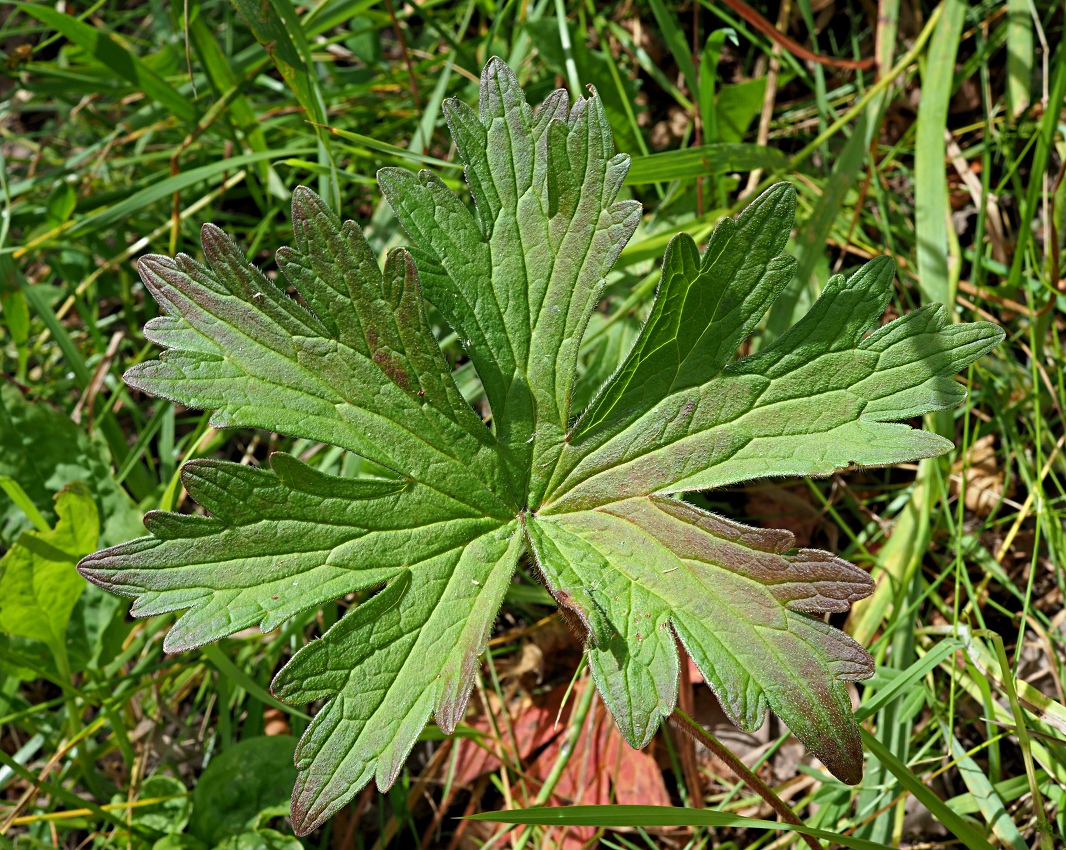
[
  {"xmin": 2, "ymin": 482, "xmax": 99, "ymax": 668},
  {"xmin": 0, "ymin": 382, "xmax": 142, "ymax": 546},
  {"xmin": 80, "ymin": 59, "xmax": 1004, "ymax": 835}
]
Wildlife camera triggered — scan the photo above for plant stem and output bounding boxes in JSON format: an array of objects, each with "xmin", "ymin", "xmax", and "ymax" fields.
[
  {"xmin": 669, "ymin": 709, "xmax": 821, "ymax": 850},
  {"xmin": 981, "ymin": 630, "xmax": 1054, "ymax": 850},
  {"xmin": 510, "ymin": 673, "xmax": 597, "ymax": 850},
  {"xmin": 789, "ymin": 0, "xmax": 944, "ymax": 169},
  {"xmin": 50, "ymin": 640, "xmax": 82, "ymax": 741}
]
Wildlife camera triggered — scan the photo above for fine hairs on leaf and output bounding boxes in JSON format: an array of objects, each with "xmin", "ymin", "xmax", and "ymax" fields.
[{"xmin": 80, "ymin": 58, "xmax": 1004, "ymax": 834}]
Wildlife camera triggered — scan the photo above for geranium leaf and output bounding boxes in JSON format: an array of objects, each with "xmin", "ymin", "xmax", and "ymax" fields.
[
  {"xmin": 570, "ymin": 182, "xmax": 798, "ymax": 443},
  {"xmin": 545, "ymin": 250, "xmax": 1003, "ymax": 511},
  {"xmin": 526, "ymin": 496, "xmax": 873, "ymax": 780},
  {"xmin": 125, "ymin": 188, "xmax": 514, "ymax": 515},
  {"xmin": 80, "ymin": 454, "xmax": 505, "ymax": 653},
  {"xmin": 271, "ymin": 523, "xmax": 522, "ymax": 833},
  {"xmin": 81, "ymin": 57, "xmax": 1004, "ymax": 836},
  {"xmin": 379, "ymin": 58, "xmax": 640, "ymax": 501}
]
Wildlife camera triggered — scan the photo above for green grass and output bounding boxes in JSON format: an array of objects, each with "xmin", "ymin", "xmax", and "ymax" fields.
[{"xmin": 1, "ymin": 0, "xmax": 1064, "ymax": 848}]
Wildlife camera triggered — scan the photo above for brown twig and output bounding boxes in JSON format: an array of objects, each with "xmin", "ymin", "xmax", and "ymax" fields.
[
  {"xmin": 1048, "ymin": 155, "xmax": 1066, "ymax": 288},
  {"xmin": 420, "ymin": 741, "xmax": 457, "ymax": 849},
  {"xmin": 383, "ymin": 0, "xmax": 421, "ymax": 114},
  {"xmin": 71, "ymin": 330, "xmax": 123, "ymax": 426},
  {"xmin": 718, "ymin": 0, "xmax": 875, "ymax": 70},
  {"xmin": 168, "ymin": 87, "xmax": 242, "ymax": 253},
  {"xmin": 668, "ymin": 709, "xmax": 821, "ymax": 850},
  {"xmin": 833, "ymin": 165, "xmax": 874, "ymax": 274}
]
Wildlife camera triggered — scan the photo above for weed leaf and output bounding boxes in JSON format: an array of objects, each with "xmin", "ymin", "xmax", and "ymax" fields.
[
  {"xmin": 81, "ymin": 58, "xmax": 1003, "ymax": 833},
  {"xmin": 379, "ymin": 60, "xmax": 640, "ymax": 502},
  {"xmin": 2, "ymin": 483, "xmax": 99, "ymax": 660},
  {"xmin": 0, "ymin": 383, "xmax": 141, "ymax": 546}
]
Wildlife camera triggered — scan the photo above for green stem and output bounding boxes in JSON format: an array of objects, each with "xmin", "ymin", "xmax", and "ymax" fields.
[
  {"xmin": 510, "ymin": 673, "xmax": 597, "ymax": 850},
  {"xmin": 669, "ymin": 709, "xmax": 821, "ymax": 850},
  {"xmin": 50, "ymin": 638, "xmax": 82, "ymax": 742},
  {"xmin": 789, "ymin": 1, "xmax": 943, "ymax": 169},
  {"xmin": 0, "ymin": 477, "xmax": 51, "ymax": 533},
  {"xmin": 978, "ymin": 630, "xmax": 1055, "ymax": 850}
]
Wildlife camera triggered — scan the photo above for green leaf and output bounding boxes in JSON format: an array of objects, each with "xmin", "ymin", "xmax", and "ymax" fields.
[
  {"xmin": 213, "ymin": 830, "xmax": 302, "ymax": 850},
  {"xmin": 64, "ymin": 582, "xmax": 128, "ymax": 674},
  {"xmin": 186, "ymin": 11, "xmax": 286, "ymax": 198},
  {"xmin": 122, "ymin": 187, "xmax": 511, "ymax": 516},
  {"xmin": 130, "ymin": 775, "xmax": 192, "ymax": 835},
  {"xmin": 190, "ymin": 736, "xmax": 297, "ymax": 842},
  {"xmin": 378, "ymin": 58, "xmax": 640, "ymax": 503},
  {"xmin": 0, "ymin": 475, "xmax": 50, "ymax": 534},
  {"xmin": 939, "ymin": 721, "xmax": 1028, "ymax": 850},
  {"xmin": 717, "ymin": 76, "xmax": 779, "ymax": 143},
  {"xmin": 46, "ymin": 181, "xmax": 77, "ymax": 224},
  {"xmin": 152, "ymin": 835, "xmax": 207, "ymax": 850},
  {"xmin": 81, "ymin": 58, "xmax": 1004, "ymax": 836},
  {"xmin": 526, "ymin": 496, "xmax": 873, "ymax": 779},
  {"xmin": 0, "ymin": 382, "xmax": 142, "ymax": 546},
  {"xmin": 0, "ymin": 483, "xmax": 99, "ymax": 658},
  {"xmin": 547, "ymin": 252, "xmax": 1003, "ymax": 511},
  {"xmin": 80, "ymin": 454, "xmax": 500, "ymax": 652},
  {"xmin": 272, "ymin": 523, "xmax": 522, "ymax": 832},
  {"xmin": 1006, "ymin": 0, "xmax": 1033, "ymax": 117}
]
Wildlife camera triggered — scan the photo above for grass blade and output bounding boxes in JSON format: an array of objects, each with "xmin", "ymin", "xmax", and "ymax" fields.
[
  {"xmin": 914, "ymin": 0, "xmax": 965, "ymax": 306},
  {"xmin": 68, "ymin": 148, "xmax": 309, "ymax": 238},
  {"xmin": 1006, "ymin": 0, "xmax": 1032, "ymax": 117},
  {"xmin": 765, "ymin": 113, "xmax": 868, "ymax": 340},
  {"xmin": 861, "ymin": 729, "xmax": 997, "ymax": 850},
  {"xmin": 645, "ymin": 0, "xmax": 698, "ymax": 100},
  {"xmin": 202, "ymin": 644, "xmax": 311, "ymax": 721},
  {"xmin": 625, "ymin": 143, "xmax": 786, "ymax": 184},
  {"xmin": 18, "ymin": 3, "xmax": 197, "ymax": 124},
  {"xmin": 856, "ymin": 638, "xmax": 961, "ymax": 722},
  {"xmin": 0, "ymin": 476, "xmax": 51, "ymax": 533},
  {"xmin": 938, "ymin": 720, "xmax": 1028, "ymax": 850},
  {"xmin": 471, "ymin": 804, "xmax": 897, "ymax": 850},
  {"xmin": 1005, "ymin": 33, "xmax": 1066, "ymax": 294},
  {"xmin": 229, "ymin": 0, "xmax": 339, "ymax": 207}
]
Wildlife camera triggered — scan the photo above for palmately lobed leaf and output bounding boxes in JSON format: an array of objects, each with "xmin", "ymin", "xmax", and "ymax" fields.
[
  {"xmin": 79, "ymin": 454, "xmax": 501, "ymax": 654},
  {"xmin": 126, "ymin": 190, "xmax": 515, "ymax": 517},
  {"xmin": 80, "ymin": 57, "xmax": 1004, "ymax": 834},
  {"xmin": 378, "ymin": 62, "xmax": 641, "ymax": 505},
  {"xmin": 526, "ymin": 496, "xmax": 874, "ymax": 780}
]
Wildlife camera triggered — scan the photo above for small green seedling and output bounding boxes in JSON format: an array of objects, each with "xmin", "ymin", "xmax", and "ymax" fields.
[{"xmin": 81, "ymin": 58, "xmax": 1003, "ymax": 834}]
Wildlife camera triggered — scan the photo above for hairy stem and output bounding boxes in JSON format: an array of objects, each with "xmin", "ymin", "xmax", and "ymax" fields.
[{"xmin": 669, "ymin": 708, "xmax": 821, "ymax": 850}]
